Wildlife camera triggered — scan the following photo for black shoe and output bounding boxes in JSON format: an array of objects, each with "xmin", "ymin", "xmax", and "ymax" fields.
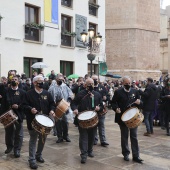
[
  {"xmin": 36, "ymin": 157, "xmax": 45, "ymax": 163},
  {"xmin": 133, "ymin": 157, "xmax": 143, "ymax": 163},
  {"xmin": 88, "ymin": 152, "xmax": 94, "ymax": 158},
  {"xmin": 167, "ymin": 133, "xmax": 170, "ymax": 136},
  {"xmin": 5, "ymin": 147, "xmax": 13, "ymax": 154},
  {"xmin": 161, "ymin": 126, "xmax": 165, "ymax": 130},
  {"xmin": 56, "ymin": 138, "xmax": 63, "ymax": 143},
  {"xmin": 81, "ymin": 157, "xmax": 87, "ymax": 164},
  {"xmin": 94, "ymin": 141, "xmax": 97, "ymax": 145},
  {"xmin": 124, "ymin": 155, "xmax": 129, "ymax": 161},
  {"xmin": 63, "ymin": 137, "xmax": 71, "ymax": 142},
  {"xmin": 101, "ymin": 142, "xmax": 109, "ymax": 147},
  {"xmin": 29, "ymin": 162, "xmax": 38, "ymax": 169},
  {"xmin": 14, "ymin": 151, "xmax": 20, "ymax": 158},
  {"xmin": 53, "ymin": 132, "xmax": 57, "ymax": 136}
]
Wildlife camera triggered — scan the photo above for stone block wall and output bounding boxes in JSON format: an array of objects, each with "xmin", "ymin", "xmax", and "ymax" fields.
[{"xmin": 106, "ymin": 0, "xmax": 161, "ymax": 80}]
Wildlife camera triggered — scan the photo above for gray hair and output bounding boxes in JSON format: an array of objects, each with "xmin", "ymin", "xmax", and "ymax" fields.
[{"xmin": 122, "ymin": 76, "xmax": 131, "ymax": 82}]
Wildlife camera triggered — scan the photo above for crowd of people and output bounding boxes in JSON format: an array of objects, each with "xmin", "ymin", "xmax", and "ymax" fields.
[{"xmin": 0, "ymin": 69, "xmax": 169, "ymax": 169}]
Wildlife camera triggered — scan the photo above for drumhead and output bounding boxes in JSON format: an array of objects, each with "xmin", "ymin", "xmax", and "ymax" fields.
[
  {"xmin": 78, "ymin": 111, "xmax": 96, "ymax": 120},
  {"xmin": 35, "ymin": 115, "xmax": 54, "ymax": 127},
  {"xmin": 122, "ymin": 108, "xmax": 138, "ymax": 121}
]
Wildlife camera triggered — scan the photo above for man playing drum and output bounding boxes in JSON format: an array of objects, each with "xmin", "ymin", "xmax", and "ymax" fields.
[
  {"xmin": 111, "ymin": 76, "xmax": 143, "ymax": 163},
  {"xmin": 1, "ymin": 76, "xmax": 25, "ymax": 157},
  {"xmin": 23, "ymin": 75, "xmax": 56, "ymax": 169},
  {"xmin": 71, "ymin": 78, "xmax": 103, "ymax": 164},
  {"xmin": 91, "ymin": 74, "xmax": 109, "ymax": 147}
]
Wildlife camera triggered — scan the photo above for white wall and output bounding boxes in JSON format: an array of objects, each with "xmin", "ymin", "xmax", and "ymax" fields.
[{"xmin": 0, "ymin": 0, "xmax": 105, "ymax": 77}]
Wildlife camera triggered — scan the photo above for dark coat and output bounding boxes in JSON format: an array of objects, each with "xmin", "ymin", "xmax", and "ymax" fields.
[
  {"xmin": 0, "ymin": 84, "xmax": 9, "ymax": 115},
  {"xmin": 49, "ymin": 74, "xmax": 56, "ymax": 80},
  {"xmin": 71, "ymin": 89, "xmax": 103, "ymax": 113},
  {"xmin": 6, "ymin": 87, "xmax": 25, "ymax": 122},
  {"xmin": 94, "ymin": 84, "xmax": 107, "ymax": 100},
  {"xmin": 160, "ymin": 87, "xmax": 170, "ymax": 112},
  {"xmin": 139, "ymin": 83, "xmax": 158, "ymax": 111},
  {"xmin": 71, "ymin": 84, "xmax": 85, "ymax": 96},
  {"xmin": 111, "ymin": 87, "xmax": 142, "ymax": 125},
  {"xmin": 22, "ymin": 89, "xmax": 56, "ymax": 130}
]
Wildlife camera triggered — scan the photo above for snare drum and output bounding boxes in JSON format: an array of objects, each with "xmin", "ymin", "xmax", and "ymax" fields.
[
  {"xmin": 32, "ymin": 114, "xmax": 54, "ymax": 135},
  {"xmin": 0, "ymin": 110, "xmax": 18, "ymax": 128},
  {"xmin": 78, "ymin": 111, "xmax": 99, "ymax": 129},
  {"xmin": 121, "ymin": 107, "xmax": 144, "ymax": 128},
  {"xmin": 55, "ymin": 99, "xmax": 70, "ymax": 120}
]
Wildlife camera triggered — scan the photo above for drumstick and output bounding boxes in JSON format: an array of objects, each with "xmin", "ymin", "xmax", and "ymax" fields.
[
  {"xmin": 127, "ymin": 102, "xmax": 135, "ymax": 108},
  {"xmin": 91, "ymin": 104, "xmax": 100, "ymax": 115}
]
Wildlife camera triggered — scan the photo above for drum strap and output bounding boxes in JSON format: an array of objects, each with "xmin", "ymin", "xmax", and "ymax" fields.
[{"xmin": 92, "ymin": 96, "xmax": 94, "ymax": 108}]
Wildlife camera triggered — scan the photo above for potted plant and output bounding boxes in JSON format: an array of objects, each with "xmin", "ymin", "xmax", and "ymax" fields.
[
  {"xmin": 25, "ymin": 23, "xmax": 45, "ymax": 31},
  {"xmin": 61, "ymin": 30, "xmax": 76, "ymax": 37}
]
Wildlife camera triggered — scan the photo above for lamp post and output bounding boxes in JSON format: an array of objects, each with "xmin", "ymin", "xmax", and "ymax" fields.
[{"xmin": 80, "ymin": 27, "xmax": 102, "ymax": 76}]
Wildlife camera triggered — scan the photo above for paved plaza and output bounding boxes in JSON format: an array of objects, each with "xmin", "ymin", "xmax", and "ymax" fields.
[{"xmin": 0, "ymin": 110, "xmax": 170, "ymax": 170}]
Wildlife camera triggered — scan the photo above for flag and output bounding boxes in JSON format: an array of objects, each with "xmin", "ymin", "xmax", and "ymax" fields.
[
  {"xmin": 44, "ymin": 0, "xmax": 58, "ymax": 24},
  {"xmin": 99, "ymin": 62, "xmax": 107, "ymax": 75}
]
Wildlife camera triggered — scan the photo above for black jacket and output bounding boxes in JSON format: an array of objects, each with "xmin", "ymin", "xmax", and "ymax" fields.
[
  {"xmin": 111, "ymin": 87, "xmax": 143, "ymax": 125},
  {"xmin": 22, "ymin": 89, "xmax": 55, "ymax": 130},
  {"xmin": 94, "ymin": 84, "xmax": 107, "ymax": 101},
  {"xmin": 0, "ymin": 84, "xmax": 9, "ymax": 115},
  {"xmin": 71, "ymin": 84, "xmax": 85, "ymax": 96},
  {"xmin": 6, "ymin": 87, "xmax": 25, "ymax": 122},
  {"xmin": 49, "ymin": 74, "xmax": 56, "ymax": 80},
  {"xmin": 71, "ymin": 89, "xmax": 103, "ymax": 113},
  {"xmin": 139, "ymin": 83, "xmax": 158, "ymax": 111},
  {"xmin": 160, "ymin": 87, "xmax": 170, "ymax": 112}
]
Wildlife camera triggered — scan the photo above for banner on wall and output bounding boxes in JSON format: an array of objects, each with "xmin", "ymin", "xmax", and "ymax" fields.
[
  {"xmin": 44, "ymin": 0, "xmax": 58, "ymax": 24},
  {"xmin": 99, "ymin": 62, "xmax": 108, "ymax": 76}
]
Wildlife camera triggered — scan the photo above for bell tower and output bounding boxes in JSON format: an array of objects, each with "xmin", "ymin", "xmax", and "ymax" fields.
[{"xmin": 106, "ymin": 0, "xmax": 161, "ymax": 80}]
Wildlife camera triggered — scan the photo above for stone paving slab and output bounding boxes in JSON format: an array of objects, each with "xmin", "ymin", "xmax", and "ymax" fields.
[{"xmin": 0, "ymin": 110, "xmax": 170, "ymax": 170}]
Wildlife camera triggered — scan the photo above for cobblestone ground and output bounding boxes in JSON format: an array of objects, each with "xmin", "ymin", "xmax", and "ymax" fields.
[{"xmin": 0, "ymin": 110, "xmax": 170, "ymax": 170}]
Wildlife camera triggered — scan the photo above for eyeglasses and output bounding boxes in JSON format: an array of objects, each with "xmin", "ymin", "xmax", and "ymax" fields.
[{"xmin": 12, "ymin": 79, "xmax": 18, "ymax": 81}]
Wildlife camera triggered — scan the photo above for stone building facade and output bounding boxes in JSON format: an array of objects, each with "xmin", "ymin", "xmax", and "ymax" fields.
[
  {"xmin": 160, "ymin": 6, "xmax": 170, "ymax": 76},
  {"xmin": 0, "ymin": 0, "xmax": 105, "ymax": 78},
  {"xmin": 106, "ymin": 0, "xmax": 161, "ymax": 80}
]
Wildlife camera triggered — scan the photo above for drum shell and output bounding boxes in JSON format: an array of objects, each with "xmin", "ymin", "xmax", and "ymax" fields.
[
  {"xmin": 78, "ymin": 111, "xmax": 99, "ymax": 129},
  {"xmin": 121, "ymin": 107, "xmax": 144, "ymax": 129},
  {"xmin": 31, "ymin": 114, "xmax": 54, "ymax": 135},
  {"xmin": 0, "ymin": 109, "xmax": 18, "ymax": 128},
  {"xmin": 55, "ymin": 99, "xmax": 70, "ymax": 120}
]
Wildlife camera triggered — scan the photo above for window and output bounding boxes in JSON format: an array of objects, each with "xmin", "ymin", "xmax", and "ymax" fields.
[
  {"xmin": 24, "ymin": 57, "xmax": 42, "ymax": 78},
  {"xmin": 88, "ymin": 64, "xmax": 98, "ymax": 75},
  {"xmin": 60, "ymin": 61, "xmax": 73, "ymax": 76},
  {"xmin": 89, "ymin": 23, "xmax": 97, "ymax": 35},
  {"xmin": 61, "ymin": 0, "xmax": 72, "ymax": 8},
  {"xmin": 61, "ymin": 15, "xmax": 74, "ymax": 47},
  {"xmin": 25, "ymin": 4, "xmax": 42, "ymax": 42},
  {"xmin": 89, "ymin": 0, "xmax": 99, "ymax": 17}
]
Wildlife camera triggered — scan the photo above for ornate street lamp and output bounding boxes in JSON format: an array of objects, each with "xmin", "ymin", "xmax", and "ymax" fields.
[{"xmin": 80, "ymin": 27, "xmax": 102, "ymax": 76}]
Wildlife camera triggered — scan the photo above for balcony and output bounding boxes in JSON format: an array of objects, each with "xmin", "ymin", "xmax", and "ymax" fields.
[
  {"xmin": 89, "ymin": 1, "xmax": 99, "ymax": 16},
  {"xmin": 24, "ymin": 23, "xmax": 44, "ymax": 42},
  {"xmin": 61, "ymin": 32, "xmax": 75, "ymax": 47}
]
